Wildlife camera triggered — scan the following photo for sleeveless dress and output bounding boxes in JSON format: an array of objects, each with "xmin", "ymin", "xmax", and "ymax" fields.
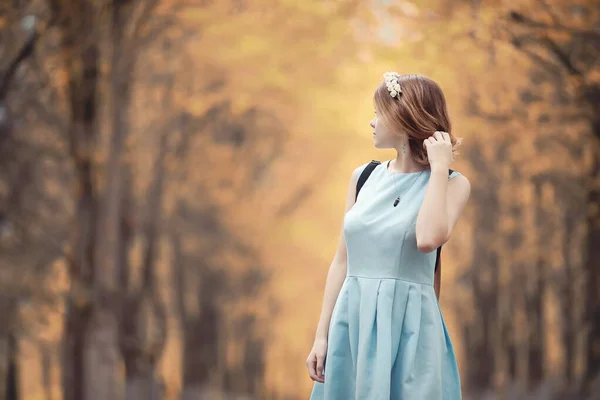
[{"xmin": 309, "ymin": 161, "xmax": 463, "ymax": 400}]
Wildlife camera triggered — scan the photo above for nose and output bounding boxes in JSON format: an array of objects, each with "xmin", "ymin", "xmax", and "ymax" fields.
[{"xmin": 370, "ymin": 119, "xmax": 375, "ymax": 128}]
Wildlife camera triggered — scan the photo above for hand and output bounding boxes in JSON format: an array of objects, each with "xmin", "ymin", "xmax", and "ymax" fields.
[
  {"xmin": 423, "ymin": 131, "xmax": 453, "ymax": 169},
  {"xmin": 306, "ymin": 337, "xmax": 327, "ymax": 383}
]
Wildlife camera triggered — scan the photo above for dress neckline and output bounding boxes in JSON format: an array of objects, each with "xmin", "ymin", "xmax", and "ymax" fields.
[{"xmin": 384, "ymin": 160, "xmax": 429, "ymax": 176}]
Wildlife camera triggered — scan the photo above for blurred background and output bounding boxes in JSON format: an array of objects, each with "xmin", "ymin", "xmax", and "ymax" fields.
[{"xmin": 0, "ymin": 0, "xmax": 599, "ymax": 399}]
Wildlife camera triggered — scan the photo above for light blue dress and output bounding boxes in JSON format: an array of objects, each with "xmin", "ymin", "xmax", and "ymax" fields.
[{"xmin": 310, "ymin": 161, "xmax": 462, "ymax": 400}]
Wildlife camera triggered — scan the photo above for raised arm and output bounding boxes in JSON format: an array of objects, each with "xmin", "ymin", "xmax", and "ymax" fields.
[
  {"xmin": 416, "ymin": 171, "xmax": 470, "ymax": 252},
  {"xmin": 416, "ymin": 131, "xmax": 471, "ymax": 253}
]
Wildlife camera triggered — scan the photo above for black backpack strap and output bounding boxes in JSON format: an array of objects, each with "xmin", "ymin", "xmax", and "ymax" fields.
[
  {"xmin": 435, "ymin": 247, "xmax": 442, "ymax": 272},
  {"xmin": 355, "ymin": 160, "xmax": 381, "ymax": 201},
  {"xmin": 434, "ymin": 169, "xmax": 455, "ymax": 271}
]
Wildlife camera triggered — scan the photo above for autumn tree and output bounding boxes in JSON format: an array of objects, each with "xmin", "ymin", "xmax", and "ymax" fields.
[
  {"xmin": 0, "ymin": 3, "xmax": 63, "ymax": 400},
  {"xmin": 503, "ymin": 2, "xmax": 600, "ymax": 391},
  {"xmin": 46, "ymin": 0, "xmax": 174, "ymax": 398}
]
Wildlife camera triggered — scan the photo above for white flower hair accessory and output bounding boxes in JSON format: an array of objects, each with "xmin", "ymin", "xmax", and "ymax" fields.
[{"xmin": 383, "ymin": 72, "xmax": 402, "ymax": 98}]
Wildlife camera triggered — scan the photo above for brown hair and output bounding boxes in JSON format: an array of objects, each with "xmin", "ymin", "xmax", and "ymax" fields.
[{"xmin": 373, "ymin": 74, "xmax": 461, "ymax": 166}]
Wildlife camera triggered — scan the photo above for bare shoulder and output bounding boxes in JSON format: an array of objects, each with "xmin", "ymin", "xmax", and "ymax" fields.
[
  {"xmin": 446, "ymin": 172, "xmax": 470, "ymax": 232},
  {"xmin": 448, "ymin": 173, "xmax": 471, "ymax": 206},
  {"xmin": 344, "ymin": 162, "xmax": 372, "ymax": 209},
  {"xmin": 346, "ymin": 162, "xmax": 372, "ymax": 186},
  {"xmin": 350, "ymin": 163, "xmax": 369, "ymax": 182},
  {"xmin": 448, "ymin": 172, "xmax": 471, "ymax": 191}
]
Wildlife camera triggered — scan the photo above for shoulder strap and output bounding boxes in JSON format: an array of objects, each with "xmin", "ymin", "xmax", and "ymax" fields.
[
  {"xmin": 355, "ymin": 160, "xmax": 381, "ymax": 201},
  {"xmin": 434, "ymin": 169, "xmax": 455, "ymax": 271},
  {"xmin": 434, "ymin": 168, "xmax": 455, "ymax": 300}
]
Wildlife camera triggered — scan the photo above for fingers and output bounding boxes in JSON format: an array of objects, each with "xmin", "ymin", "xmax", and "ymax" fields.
[
  {"xmin": 306, "ymin": 353, "xmax": 325, "ymax": 383},
  {"xmin": 306, "ymin": 355, "xmax": 319, "ymax": 381},
  {"xmin": 423, "ymin": 137, "xmax": 435, "ymax": 148},
  {"xmin": 316, "ymin": 355, "xmax": 325, "ymax": 382},
  {"xmin": 424, "ymin": 131, "xmax": 450, "ymax": 148},
  {"xmin": 434, "ymin": 131, "xmax": 451, "ymax": 142}
]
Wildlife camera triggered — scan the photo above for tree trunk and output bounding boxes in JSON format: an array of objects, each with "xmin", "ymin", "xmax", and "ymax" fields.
[
  {"xmin": 181, "ymin": 305, "xmax": 220, "ymax": 397},
  {"xmin": 0, "ymin": 337, "xmax": 5, "ymax": 398},
  {"xmin": 125, "ymin": 372, "xmax": 163, "ymax": 400},
  {"xmin": 5, "ymin": 333, "xmax": 17, "ymax": 400},
  {"xmin": 54, "ymin": 0, "xmax": 102, "ymax": 398},
  {"xmin": 171, "ymin": 228, "xmax": 221, "ymax": 398},
  {"xmin": 242, "ymin": 336, "xmax": 265, "ymax": 396},
  {"xmin": 561, "ymin": 212, "xmax": 576, "ymax": 383},
  {"xmin": 462, "ymin": 323, "xmax": 474, "ymax": 386},
  {"xmin": 120, "ymin": 106, "xmax": 169, "ymax": 400},
  {"xmin": 526, "ymin": 262, "xmax": 545, "ymax": 387},
  {"xmin": 84, "ymin": 311, "xmax": 121, "ymax": 400},
  {"xmin": 39, "ymin": 344, "xmax": 53, "ymax": 400},
  {"xmin": 62, "ymin": 156, "xmax": 96, "ymax": 400},
  {"xmin": 180, "ymin": 386, "xmax": 214, "ymax": 400},
  {"xmin": 474, "ymin": 269, "xmax": 496, "ymax": 390},
  {"xmin": 503, "ymin": 186, "xmax": 520, "ymax": 385},
  {"xmin": 62, "ymin": 305, "xmax": 88, "ymax": 400},
  {"xmin": 83, "ymin": 3, "xmax": 137, "ymax": 398},
  {"xmin": 120, "ymin": 157, "xmax": 167, "ymax": 400},
  {"xmin": 527, "ymin": 181, "xmax": 546, "ymax": 387},
  {"xmin": 469, "ymin": 193, "xmax": 498, "ymax": 391},
  {"xmin": 585, "ymin": 151, "xmax": 600, "ymax": 384},
  {"xmin": 504, "ymin": 298, "xmax": 518, "ymax": 381}
]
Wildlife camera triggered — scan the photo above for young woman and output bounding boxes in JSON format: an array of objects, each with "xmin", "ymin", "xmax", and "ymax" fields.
[{"xmin": 306, "ymin": 73, "xmax": 470, "ymax": 399}]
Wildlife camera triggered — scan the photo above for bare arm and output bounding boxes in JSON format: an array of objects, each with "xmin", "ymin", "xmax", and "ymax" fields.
[
  {"xmin": 314, "ymin": 165, "xmax": 363, "ymax": 340},
  {"xmin": 307, "ymin": 164, "xmax": 365, "ymax": 382},
  {"xmin": 415, "ymin": 167, "xmax": 471, "ymax": 253}
]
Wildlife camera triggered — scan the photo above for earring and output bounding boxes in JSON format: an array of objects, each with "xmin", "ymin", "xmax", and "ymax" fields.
[{"xmin": 402, "ymin": 143, "xmax": 406, "ymax": 154}]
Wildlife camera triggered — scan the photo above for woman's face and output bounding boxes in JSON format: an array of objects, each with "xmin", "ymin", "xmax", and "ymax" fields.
[{"xmin": 370, "ymin": 110, "xmax": 398, "ymax": 149}]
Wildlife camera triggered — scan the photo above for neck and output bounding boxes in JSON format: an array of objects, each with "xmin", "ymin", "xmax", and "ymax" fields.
[{"xmin": 389, "ymin": 144, "xmax": 427, "ymax": 173}]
